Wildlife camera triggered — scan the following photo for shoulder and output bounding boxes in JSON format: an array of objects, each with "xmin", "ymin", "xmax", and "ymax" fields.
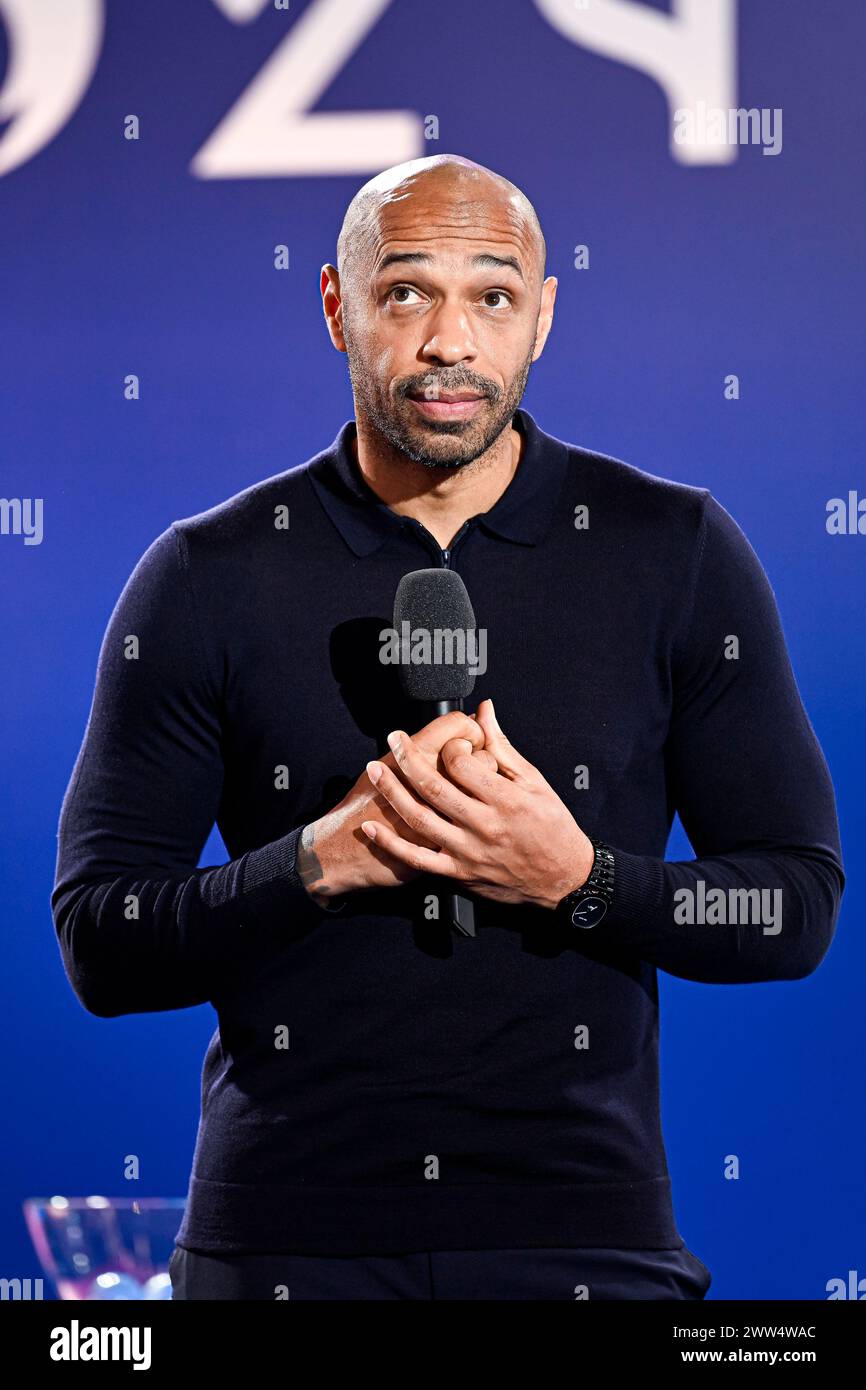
[
  {"xmin": 169, "ymin": 458, "xmax": 319, "ymax": 560},
  {"xmin": 543, "ymin": 422, "xmax": 760, "ymax": 588},
  {"xmin": 549, "ymin": 428, "xmax": 712, "ymax": 573},
  {"xmin": 562, "ymin": 436, "xmax": 710, "ymax": 530}
]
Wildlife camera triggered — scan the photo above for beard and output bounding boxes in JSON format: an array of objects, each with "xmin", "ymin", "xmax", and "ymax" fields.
[{"xmin": 344, "ymin": 331, "xmax": 536, "ymax": 471}]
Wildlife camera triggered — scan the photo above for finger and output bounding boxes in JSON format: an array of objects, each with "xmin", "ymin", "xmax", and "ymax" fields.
[
  {"xmin": 359, "ymin": 830, "xmax": 424, "ymax": 883},
  {"xmin": 439, "ymin": 737, "xmax": 506, "ymax": 804},
  {"xmin": 415, "ymin": 709, "xmax": 485, "ymax": 755},
  {"xmin": 386, "ymin": 729, "xmax": 488, "ymax": 823},
  {"xmin": 473, "ymin": 699, "xmax": 531, "ymax": 779},
  {"xmin": 360, "ymin": 818, "xmax": 463, "ymax": 879},
  {"xmin": 438, "ymin": 735, "xmax": 499, "ymax": 772},
  {"xmin": 436, "ymin": 733, "xmax": 497, "ymax": 778},
  {"xmin": 472, "ymin": 747, "xmax": 498, "ymax": 774},
  {"xmin": 372, "ymin": 788, "xmax": 442, "ymax": 849},
  {"xmin": 442, "ymin": 737, "xmax": 473, "ymax": 761},
  {"xmin": 366, "ymin": 760, "xmax": 470, "ymax": 852}
]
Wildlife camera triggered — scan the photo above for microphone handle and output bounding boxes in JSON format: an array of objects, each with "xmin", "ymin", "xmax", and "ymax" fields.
[
  {"xmin": 422, "ymin": 698, "xmax": 476, "ymax": 938},
  {"xmin": 431, "ymin": 698, "xmax": 457, "ymax": 718}
]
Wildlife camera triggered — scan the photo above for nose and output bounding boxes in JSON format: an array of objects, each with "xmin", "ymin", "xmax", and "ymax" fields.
[{"xmin": 420, "ymin": 298, "xmax": 478, "ymax": 367}]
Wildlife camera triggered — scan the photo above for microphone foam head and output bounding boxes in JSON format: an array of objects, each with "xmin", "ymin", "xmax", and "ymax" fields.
[{"xmin": 392, "ymin": 568, "xmax": 478, "ymax": 701}]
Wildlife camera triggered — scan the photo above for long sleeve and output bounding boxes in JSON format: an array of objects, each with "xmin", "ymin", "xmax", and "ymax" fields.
[
  {"xmin": 51, "ymin": 525, "xmax": 322, "ymax": 1018},
  {"xmin": 595, "ymin": 492, "xmax": 845, "ymax": 984}
]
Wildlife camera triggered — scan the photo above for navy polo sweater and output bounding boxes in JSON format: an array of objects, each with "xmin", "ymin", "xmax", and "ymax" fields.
[{"xmin": 51, "ymin": 408, "xmax": 845, "ymax": 1255}]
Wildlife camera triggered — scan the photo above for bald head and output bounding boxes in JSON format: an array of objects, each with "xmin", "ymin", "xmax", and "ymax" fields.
[{"xmin": 336, "ymin": 154, "xmax": 546, "ymax": 294}]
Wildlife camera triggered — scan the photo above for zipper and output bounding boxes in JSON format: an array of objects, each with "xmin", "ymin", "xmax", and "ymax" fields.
[{"xmin": 408, "ymin": 516, "xmax": 473, "ymax": 570}]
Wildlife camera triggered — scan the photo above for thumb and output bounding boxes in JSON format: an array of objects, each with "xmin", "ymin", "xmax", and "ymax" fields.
[{"xmin": 475, "ymin": 699, "xmax": 523, "ymax": 776}]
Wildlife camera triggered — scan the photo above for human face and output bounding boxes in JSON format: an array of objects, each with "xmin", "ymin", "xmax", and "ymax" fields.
[{"xmin": 329, "ymin": 185, "xmax": 555, "ymax": 469}]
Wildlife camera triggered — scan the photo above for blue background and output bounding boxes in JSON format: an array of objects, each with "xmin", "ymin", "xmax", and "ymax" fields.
[{"xmin": 1, "ymin": 0, "xmax": 863, "ymax": 1299}]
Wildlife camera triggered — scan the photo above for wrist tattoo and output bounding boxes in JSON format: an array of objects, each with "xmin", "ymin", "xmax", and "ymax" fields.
[{"xmin": 297, "ymin": 823, "xmax": 331, "ymax": 897}]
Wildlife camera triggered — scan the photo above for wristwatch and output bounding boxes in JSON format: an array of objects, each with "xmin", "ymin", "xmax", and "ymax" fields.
[{"xmin": 556, "ymin": 838, "xmax": 615, "ymax": 928}]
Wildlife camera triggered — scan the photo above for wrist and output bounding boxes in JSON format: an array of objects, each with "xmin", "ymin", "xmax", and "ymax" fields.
[
  {"xmin": 297, "ymin": 818, "xmax": 348, "ymax": 905},
  {"xmin": 554, "ymin": 838, "xmax": 616, "ymax": 929},
  {"xmin": 539, "ymin": 831, "xmax": 595, "ymax": 910}
]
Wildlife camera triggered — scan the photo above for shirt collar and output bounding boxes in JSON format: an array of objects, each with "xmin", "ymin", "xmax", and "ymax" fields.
[{"xmin": 306, "ymin": 407, "xmax": 570, "ymax": 558}]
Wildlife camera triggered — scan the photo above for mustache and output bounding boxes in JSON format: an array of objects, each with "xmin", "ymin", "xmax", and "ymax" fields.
[{"xmin": 397, "ymin": 372, "xmax": 500, "ymax": 401}]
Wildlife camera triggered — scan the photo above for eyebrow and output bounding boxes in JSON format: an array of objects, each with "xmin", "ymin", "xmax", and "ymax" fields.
[{"xmin": 375, "ymin": 250, "xmax": 526, "ymax": 284}]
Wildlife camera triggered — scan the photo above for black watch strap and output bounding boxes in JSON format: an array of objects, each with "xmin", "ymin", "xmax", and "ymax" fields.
[{"xmin": 557, "ymin": 838, "xmax": 615, "ymax": 929}]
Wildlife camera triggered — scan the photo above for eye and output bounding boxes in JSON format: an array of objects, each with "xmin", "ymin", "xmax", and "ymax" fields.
[
  {"xmin": 387, "ymin": 284, "xmax": 425, "ymax": 305},
  {"xmin": 480, "ymin": 290, "xmax": 512, "ymax": 309}
]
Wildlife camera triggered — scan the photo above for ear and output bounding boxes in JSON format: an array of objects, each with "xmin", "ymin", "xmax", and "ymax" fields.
[
  {"xmin": 321, "ymin": 264, "xmax": 347, "ymax": 353},
  {"xmin": 531, "ymin": 276, "xmax": 558, "ymax": 362}
]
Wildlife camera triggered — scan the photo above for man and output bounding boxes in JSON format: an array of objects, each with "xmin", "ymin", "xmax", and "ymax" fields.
[{"xmin": 53, "ymin": 154, "xmax": 844, "ymax": 1301}]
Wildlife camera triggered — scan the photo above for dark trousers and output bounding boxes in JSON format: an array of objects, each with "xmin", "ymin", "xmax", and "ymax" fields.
[{"xmin": 169, "ymin": 1243, "xmax": 712, "ymax": 1300}]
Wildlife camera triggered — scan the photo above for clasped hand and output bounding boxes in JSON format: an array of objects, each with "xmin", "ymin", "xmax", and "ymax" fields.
[{"xmin": 362, "ymin": 699, "xmax": 593, "ymax": 911}]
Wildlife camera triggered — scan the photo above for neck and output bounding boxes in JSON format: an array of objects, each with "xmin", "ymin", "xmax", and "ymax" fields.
[{"xmin": 351, "ymin": 413, "xmax": 524, "ymax": 550}]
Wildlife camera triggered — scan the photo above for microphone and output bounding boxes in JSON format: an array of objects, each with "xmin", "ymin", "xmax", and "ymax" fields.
[{"xmin": 392, "ymin": 568, "xmax": 479, "ymax": 938}]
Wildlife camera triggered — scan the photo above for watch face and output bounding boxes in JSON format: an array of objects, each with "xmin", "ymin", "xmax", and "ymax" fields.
[{"xmin": 570, "ymin": 895, "xmax": 609, "ymax": 928}]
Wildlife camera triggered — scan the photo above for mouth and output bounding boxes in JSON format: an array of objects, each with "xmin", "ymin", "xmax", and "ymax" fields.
[{"xmin": 406, "ymin": 390, "xmax": 487, "ymax": 420}]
